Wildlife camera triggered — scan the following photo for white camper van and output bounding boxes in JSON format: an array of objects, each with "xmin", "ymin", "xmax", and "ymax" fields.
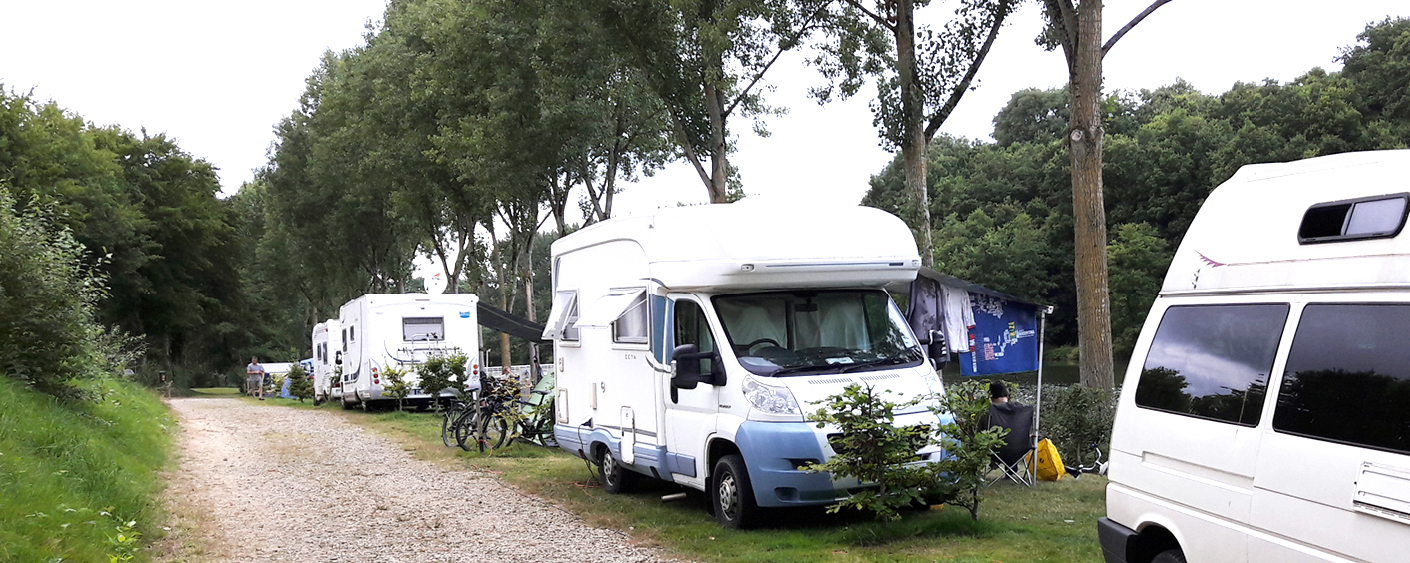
[
  {"xmin": 311, "ymin": 319, "xmax": 341, "ymax": 405},
  {"xmin": 337, "ymin": 294, "xmax": 481, "ymax": 409},
  {"xmin": 1100, "ymin": 150, "xmax": 1410, "ymax": 563},
  {"xmin": 545, "ymin": 202, "xmax": 947, "ymax": 528}
]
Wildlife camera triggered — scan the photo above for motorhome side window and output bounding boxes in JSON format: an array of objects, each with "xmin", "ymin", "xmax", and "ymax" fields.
[
  {"xmin": 613, "ymin": 295, "xmax": 649, "ymax": 344},
  {"xmin": 403, "ymin": 317, "xmax": 445, "ymax": 341},
  {"xmin": 1135, "ymin": 304, "xmax": 1288, "ymax": 426},
  {"xmin": 562, "ymin": 292, "xmax": 581, "ymax": 341},
  {"xmin": 675, "ymin": 300, "xmax": 715, "ymax": 373},
  {"xmin": 1274, "ymin": 304, "xmax": 1410, "ymax": 455},
  {"xmin": 342, "ymin": 329, "xmax": 348, "ymax": 351}
]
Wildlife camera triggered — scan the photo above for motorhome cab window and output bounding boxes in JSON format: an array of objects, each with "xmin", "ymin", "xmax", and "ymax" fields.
[
  {"xmin": 613, "ymin": 295, "xmax": 649, "ymax": 344},
  {"xmin": 403, "ymin": 317, "xmax": 445, "ymax": 341},
  {"xmin": 1135, "ymin": 304, "xmax": 1288, "ymax": 426},
  {"xmin": 714, "ymin": 290, "xmax": 922, "ymax": 377},
  {"xmin": 1275, "ymin": 304, "xmax": 1410, "ymax": 455}
]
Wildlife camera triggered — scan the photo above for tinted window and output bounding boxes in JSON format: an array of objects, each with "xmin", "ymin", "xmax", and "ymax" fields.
[
  {"xmin": 1136, "ymin": 304, "xmax": 1289, "ymax": 425},
  {"xmin": 1275, "ymin": 304, "xmax": 1410, "ymax": 455}
]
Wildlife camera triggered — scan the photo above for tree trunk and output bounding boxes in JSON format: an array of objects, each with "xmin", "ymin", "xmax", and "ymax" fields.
[
  {"xmin": 894, "ymin": 0, "xmax": 934, "ymax": 267},
  {"xmin": 1070, "ymin": 0, "xmax": 1115, "ymax": 390},
  {"xmin": 705, "ymin": 83, "xmax": 729, "ymax": 203}
]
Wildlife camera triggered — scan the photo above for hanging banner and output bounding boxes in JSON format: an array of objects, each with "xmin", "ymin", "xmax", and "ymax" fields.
[{"xmin": 959, "ymin": 294, "xmax": 1040, "ymax": 376}]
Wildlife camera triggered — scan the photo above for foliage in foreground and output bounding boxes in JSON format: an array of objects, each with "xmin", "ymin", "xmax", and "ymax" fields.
[
  {"xmin": 0, "ymin": 187, "xmax": 139, "ymax": 399},
  {"xmin": 286, "ymin": 363, "xmax": 313, "ymax": 402},
  {"xmin": 0, "ymin": 376, "xmax": 174, "ymax": 563},
  {"xmin": 806, "ymin": 381, "xmax": 1007, "ymax": 521}
]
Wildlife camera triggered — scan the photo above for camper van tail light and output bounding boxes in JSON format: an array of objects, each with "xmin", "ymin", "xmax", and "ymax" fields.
[
  {"xmin": 471, "ymin": 363, "xmax": 480, "ymax": 377},
  {"xmin": 742, "ymin": 375, "xmax": 801, "ymax": 415}
]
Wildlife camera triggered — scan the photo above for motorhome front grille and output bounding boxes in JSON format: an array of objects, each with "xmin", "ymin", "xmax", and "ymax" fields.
[
  {"xmin": 828, "ymin": 431, "xmax": 929, "ymax": 462},
  {"xmin": 808, "ymin": 377, "xmax": 855, "ymax": 385}
]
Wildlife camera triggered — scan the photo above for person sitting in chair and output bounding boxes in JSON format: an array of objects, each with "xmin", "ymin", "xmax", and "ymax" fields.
[{"xmin": 990, "ymin": 381, "xmax": 1019, "ymax": 406}]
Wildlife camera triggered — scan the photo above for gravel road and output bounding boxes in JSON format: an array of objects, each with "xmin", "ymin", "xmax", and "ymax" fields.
[{"xmin": 162, "ymin": 398, "xmax": 668, "ymax": 563}]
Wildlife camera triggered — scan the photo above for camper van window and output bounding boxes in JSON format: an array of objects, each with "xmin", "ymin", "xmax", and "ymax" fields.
[
  {"xmin": 562, "ymin": 293, "xmax": 581, "ymax": 341},
  {"xmin": 674, "ymin": 300, "xmax": 715, "ymax": 373},
  {"xmin": 403, "ymin": 317, "xmax": 445, "ymax": 341},
  {"xmin": 713, "ymin": 290, "xmax": 922, "ymax": 377},
  {"xmin": 1135, "ymin": 304, "xmax": 1288, "ymax": 426},
  {"xmin": 1274, "ymin": 304, "xmax": 1410, "ymax": 455},
  {"xmin": 613, "ymin": 295, "xmax": 649, "ymax": 344},
  {"xmin": 342, "ymin": 329, "xmax": 348, "ymax": 351},
  {"xmin": 1298, "ymin": 193, "xmax": 1409, "ymax": 244}
]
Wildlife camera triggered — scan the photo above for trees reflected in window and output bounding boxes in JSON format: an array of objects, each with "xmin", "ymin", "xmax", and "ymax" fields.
[
  {"xmin": 1275, "ymin": 304, "xmax": 1410, "ymax": 455},
  {"xmin": 1135, "ymin": 304, "xmax": 1289, "ymax": 426}
]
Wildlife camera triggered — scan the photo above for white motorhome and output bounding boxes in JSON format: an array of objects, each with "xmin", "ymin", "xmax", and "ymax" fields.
[
  {"xmin": 545, "ymin": 201, "xmax": 947, "ymax": 528},
  {"xmin": 311, "ymin": 319, "xmax": 341, "ymax": 405},
  {"xmin": 1101, "ymin": 150, "xmax": 1410, "ymax": 563},
  {"xmin": 337, "ymin": 294, "xmax": 481, "ymax": 409}
]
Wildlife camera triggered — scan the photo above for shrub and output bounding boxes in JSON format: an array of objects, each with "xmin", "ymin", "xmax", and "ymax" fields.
[
  {"xmin": 380, "ymin": 365, "xmax": 411, "ymax": 411},
  {"xmin": 286, "ymin": 363, "xmax": 313, "ymax": 402},
  {"xmin": 416, "ymin": 353, "xmax": 467, "ymax": 409},
  {"xmin": 804, "ymin": 381, "xmax": 1008, "ymax": 521},
  {"xmin": 804, "ymin": 384, "xmax": 931, "ymax": 522},
  {"xmin": 0, "ymin": 188, "xmax": 129, "ymax": 399},
  {"xmin": 1042, "ymin": 384, "xmax": 1118, "ymax": 465},
  {"xmin": 927, "ymin": 380, "xmax": 1009, "ymax": 520}
]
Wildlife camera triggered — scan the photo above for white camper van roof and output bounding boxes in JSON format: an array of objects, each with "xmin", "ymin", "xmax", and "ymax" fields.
[
  {"xmin": 1164, "ymin": 149, "xmax": 1410, "ymax": 294},
  {"xmin": 552, "ymin": 200, "xmax": 921, "ymax": 291}
]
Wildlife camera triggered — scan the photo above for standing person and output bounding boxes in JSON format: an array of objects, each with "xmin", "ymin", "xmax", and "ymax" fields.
[{"xmin": 246, "ymin": 357, "xmax": 266, "ymax": 400}]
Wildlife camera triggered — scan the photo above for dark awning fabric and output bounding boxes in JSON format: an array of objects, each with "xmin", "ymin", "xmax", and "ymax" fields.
[{"xmin": 477, "ymin": 302, "xmax": 549, "ymax": 344}]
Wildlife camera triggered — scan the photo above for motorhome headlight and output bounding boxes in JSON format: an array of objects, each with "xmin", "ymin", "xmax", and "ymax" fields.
[{"xmin": 742, "ymin": 375, "xmax": 801, "ymax": 415}]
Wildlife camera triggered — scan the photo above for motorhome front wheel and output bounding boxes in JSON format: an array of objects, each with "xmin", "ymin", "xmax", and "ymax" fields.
[{"xmin": 712, "ymin": 455, "xmax": 758, "ymax": 529}]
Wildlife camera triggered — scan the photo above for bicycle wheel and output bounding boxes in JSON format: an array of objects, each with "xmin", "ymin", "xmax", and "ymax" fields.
[
  {"xmin": 441, "ymin": 403, "xmax": 465, "ymax": 448},
  {"xmin": 454, "ymin": 407, "xmax": 480, "ymax": 452},
  {"xmin": 478, "ymin": 413, "xmax": 509, "ymax": 453}
]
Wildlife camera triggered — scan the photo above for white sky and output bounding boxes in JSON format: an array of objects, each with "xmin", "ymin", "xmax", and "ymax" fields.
[{"xmin": 3, "ymin": 1, "xmax": 1407, "ymax": 224}]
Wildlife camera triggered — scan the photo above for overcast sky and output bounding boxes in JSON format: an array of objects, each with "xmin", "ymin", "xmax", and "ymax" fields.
[{"xmin": 3, "ymin": 0, "xmax": 1407, "ymax": 219}]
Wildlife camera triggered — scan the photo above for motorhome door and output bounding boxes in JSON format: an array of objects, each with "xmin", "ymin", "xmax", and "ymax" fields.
[{"xmin": 663, "ymin": 296, "xmax": 720, "ymax": 488}]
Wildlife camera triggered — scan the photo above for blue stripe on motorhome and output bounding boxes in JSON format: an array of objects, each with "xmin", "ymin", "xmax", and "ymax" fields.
[
  {"xmin": 665, "ymin": 452, "xmax": 697, "ymax": 478},
  {"xmin": 555, "ymin": 424, "xmax": 673, "ymax": 482}
]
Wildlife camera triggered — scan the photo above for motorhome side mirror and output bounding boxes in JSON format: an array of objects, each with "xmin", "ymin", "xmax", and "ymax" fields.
[
  {"xmin": 335, "ymin": 351, "xmax": 343, "ymax": 366},
  {"xmin": 671, "ymin": 344, "xmax": 702, "ymax": 389},
  {"xmin": 925, "ymin": 331, "xmax": 947, "ymax": 369}
]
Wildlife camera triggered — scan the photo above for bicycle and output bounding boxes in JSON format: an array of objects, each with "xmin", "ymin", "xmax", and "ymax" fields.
[
  {"xmin": 468, "ymin": 378, "xmax": 557, "ymax": 452},
  {"xmin": 440, "ymin": 398, "xmax": 470, "ymax": 448},
  {"xmin": 1063, "ymin": 442, "xmax": 1110, "ymax": 478}
]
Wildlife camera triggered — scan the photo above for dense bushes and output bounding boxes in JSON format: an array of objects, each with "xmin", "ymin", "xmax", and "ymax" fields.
[{"xmin": 0, "ymin": 187, "xmax": 135, "ymax": 398}]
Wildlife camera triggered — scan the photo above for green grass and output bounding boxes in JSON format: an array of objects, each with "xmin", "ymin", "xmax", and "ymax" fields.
[
  {"xmin": 0, "ymin": 376, "xmax": 176, "ymax": 563},
  {"xmin": 319, "ymin": 403, "xmax": 1107, "ymax": 562}
]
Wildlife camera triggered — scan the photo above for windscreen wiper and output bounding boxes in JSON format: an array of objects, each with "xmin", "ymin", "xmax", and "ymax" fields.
[{"xmin": 838, "ymin": 357, "xmax": 913, "ymax": 373}]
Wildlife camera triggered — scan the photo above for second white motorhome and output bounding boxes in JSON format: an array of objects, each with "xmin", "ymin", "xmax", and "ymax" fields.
[
  {"xmin": 337, "ymin": 293, "xmax": 481, "ymax": 409},
  {"xmin": 311, "ymin": 319, "xmax": 341, "ymax": 405},
  {"xmin": 546, "ymin": 201, "xmax": 947, "ymax": 528}
]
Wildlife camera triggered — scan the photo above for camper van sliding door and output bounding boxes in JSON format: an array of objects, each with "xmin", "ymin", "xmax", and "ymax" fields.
[{"xmin": 663, "ymin": 296, "xmax": 720, "ymax": 484}]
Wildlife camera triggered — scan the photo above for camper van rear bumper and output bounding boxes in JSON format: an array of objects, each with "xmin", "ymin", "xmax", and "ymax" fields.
[
  {"xmin": 736, "ymin": 421, "xmax": 849, "ymax": 507},
  {"xmin": 1097, "ymin": 517, "xmax": 1138, "ymax": 563}
]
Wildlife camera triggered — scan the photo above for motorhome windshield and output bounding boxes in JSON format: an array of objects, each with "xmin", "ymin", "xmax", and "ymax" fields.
[{"xmin": 713, "ymin": 290, "xmax": 922, "ymax": 376}]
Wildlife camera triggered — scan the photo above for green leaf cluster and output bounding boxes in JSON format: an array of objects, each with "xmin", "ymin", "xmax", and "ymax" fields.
[
  {"xmin": 286, "ymin": 362, "xmax": 314, "ymax": 402},
  {"xmin": 805, "ymin": 381, "xmax": 1007, "ymax": 522}
]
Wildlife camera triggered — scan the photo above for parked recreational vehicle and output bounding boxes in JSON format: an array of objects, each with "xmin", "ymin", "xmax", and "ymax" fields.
[
  {"xmin": 311, "ymin": 319, "xmax": 341, "ymax": 405},
  {"xmin": 546, "ymin": 202, "xmax": 946, "ymax": 528},
  {"xmin": 1100, "ymin": 150, "xmax": 1410, "ymax": 563},
  {"xmin": 337, "ymin": 294, "xmax": 480, "ymax": 409}
]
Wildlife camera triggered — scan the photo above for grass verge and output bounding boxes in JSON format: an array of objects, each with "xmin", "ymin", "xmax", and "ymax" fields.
[
  {"xmin": 300, "ymin": 401, "xmax": 1106, "ymax": 563},
  {"xmin": 0, "ymin": 376, "xmax": 176, "ymax": 563}
]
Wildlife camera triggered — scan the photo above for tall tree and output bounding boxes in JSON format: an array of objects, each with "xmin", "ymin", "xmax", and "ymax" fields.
[
  {"xmin": 594, "ymin": 0, "xmax": 827, "ymax": 202},
  {"xmin": 1038, "ymin": 0, "xmax": 1174, "ymax": 389},
  {"xmin": 811, "ymin": 0, "xmax": 1018, "ymax": 266}
]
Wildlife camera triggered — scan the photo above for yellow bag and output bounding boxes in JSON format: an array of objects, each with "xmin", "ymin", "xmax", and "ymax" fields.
[{"xmin": 1033, "ymin": 438, "xmax": 1067, "ymax": 481}]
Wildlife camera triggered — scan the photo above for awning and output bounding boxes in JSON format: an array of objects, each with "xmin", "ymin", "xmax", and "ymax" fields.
[
  {"xmin": 575, "ymin": 288, "xmax": 646, "ymax": 328},
  {"xmin": 477, "ymin": 302, "xmax": 549, "ymax": 344}
]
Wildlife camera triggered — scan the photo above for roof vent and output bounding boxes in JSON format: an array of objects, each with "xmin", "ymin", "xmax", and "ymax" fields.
[{"xmin": 1298, "ymin": 193, "xmax": 1409, "ymax": 244}]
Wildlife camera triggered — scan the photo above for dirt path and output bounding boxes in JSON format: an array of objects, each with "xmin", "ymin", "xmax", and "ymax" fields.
[{"xmin": 159, "ymin": 398, "xmax": 666, "ymax": 562}]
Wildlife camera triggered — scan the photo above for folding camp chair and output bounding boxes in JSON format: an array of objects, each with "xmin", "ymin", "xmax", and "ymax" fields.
[{"xmin": 982, "ymin": 402, "xmax": 1036, "ymax": 486}]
